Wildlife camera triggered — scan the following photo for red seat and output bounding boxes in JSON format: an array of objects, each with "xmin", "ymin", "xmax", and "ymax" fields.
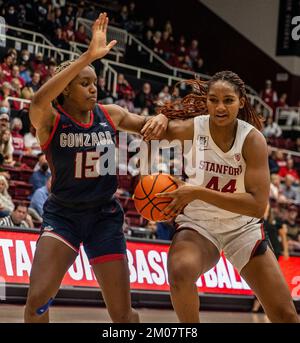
[
  {"xmin": 125, "ymin": 211, "xmax": 147, "ymax": 227},
  {"xmin": 21, "ymin": 155, "xmax": 38, "ymax": 169},
  {"xmin": 20, "ymin": 169, "xmax": 33, "ymax": 183},
  {"xmin": 9, "ymin": 181, "xmax": 33, "ymax": 200}
]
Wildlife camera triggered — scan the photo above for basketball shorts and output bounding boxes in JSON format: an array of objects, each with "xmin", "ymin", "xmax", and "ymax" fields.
[
  {"xmin": 176, "ymin": 214, "xmax": 265, "ymax": 273},
  {"xmin": 40, "ymin": 196, "xmax": 126, "ymax": 264}
]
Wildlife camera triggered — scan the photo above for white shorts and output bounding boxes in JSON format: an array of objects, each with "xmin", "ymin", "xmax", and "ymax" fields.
[{"xmin": 175, "ymin": 214, "xmax": 265, "ymax": 273}]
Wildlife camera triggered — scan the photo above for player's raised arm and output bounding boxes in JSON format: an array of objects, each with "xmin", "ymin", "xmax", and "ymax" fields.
[{"xmin": 29, "ymin": 13, "xmax": 116, "ymax": 134}]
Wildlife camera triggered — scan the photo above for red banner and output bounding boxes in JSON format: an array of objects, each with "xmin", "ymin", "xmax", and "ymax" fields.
[{"xmin": 0, "ymin": 230, "xmax": 300, "ymax": 298}]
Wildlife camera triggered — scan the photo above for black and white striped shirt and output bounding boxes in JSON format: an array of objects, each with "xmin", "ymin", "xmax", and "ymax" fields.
[{"xmin": 0, "ymin": 216, "xmax": 29, "ymax": 228}]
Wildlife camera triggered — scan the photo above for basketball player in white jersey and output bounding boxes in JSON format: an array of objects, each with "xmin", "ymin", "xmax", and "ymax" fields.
[{"xmin": 142, "ymin": 71, "xmax": 299, "ymax": 323}]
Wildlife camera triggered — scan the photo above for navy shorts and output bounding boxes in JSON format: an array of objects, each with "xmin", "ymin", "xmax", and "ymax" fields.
[{"xmin": 41, "ymin": 196, "xmax": 126, "ymax": 264}]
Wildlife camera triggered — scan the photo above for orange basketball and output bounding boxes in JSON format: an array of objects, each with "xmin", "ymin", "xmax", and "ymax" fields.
[{"xmin": 133, "ymin": 174, "xmax": 178, "ymax": 222}]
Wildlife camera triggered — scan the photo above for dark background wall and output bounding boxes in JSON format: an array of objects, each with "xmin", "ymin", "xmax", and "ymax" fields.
[{"xmin": 136, "ymin": 0, "xmax": 300, "ymax": 104}]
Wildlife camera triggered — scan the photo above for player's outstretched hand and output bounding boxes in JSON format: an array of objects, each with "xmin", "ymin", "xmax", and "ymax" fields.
[
  {"xmin": 141, "ymin": 113, "xmax": 169, "ymax": 141},
  {"xmin": 87, "ymin": 12, "xmax": 117, "ymax": 61}
]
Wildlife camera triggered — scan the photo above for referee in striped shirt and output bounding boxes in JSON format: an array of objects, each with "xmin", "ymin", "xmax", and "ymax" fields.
[{"xmin": 0, "ymin": 203, "xmax": 29, "ymax": 228}]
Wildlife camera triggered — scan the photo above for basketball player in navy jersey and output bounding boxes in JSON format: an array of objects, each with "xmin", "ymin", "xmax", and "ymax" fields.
[
  {"xmin": 142, "ymin": 72, "xmax": 299, "ymax": 322},
  {"xmin": 24, "ymin": 13, "xmax": 168, "ymax": 323}
]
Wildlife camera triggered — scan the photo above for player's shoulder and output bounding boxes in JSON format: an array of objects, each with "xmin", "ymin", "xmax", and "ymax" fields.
[{"xmin": 243, "ymin": 127, "xmax": 267, "ymax": 160}]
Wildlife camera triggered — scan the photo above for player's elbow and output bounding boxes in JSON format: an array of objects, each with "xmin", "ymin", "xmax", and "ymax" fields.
[{"xmin": 253, "ymin": 203, "xmax": 267, "ymax": 218}]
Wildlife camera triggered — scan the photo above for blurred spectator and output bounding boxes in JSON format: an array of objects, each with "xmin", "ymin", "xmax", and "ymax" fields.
[
  {"xmin": 1, "ymin": 53, "xmax": 14, "ymax": 79},
  {"xmin": 63, "ymin": 19, "xmax": 75, "ymax": 42},
  {"xmin": 21, "ymin": 86, "xmax": 35, "ymax": 103},
  {"xmin": 84, "ymin": 5, "xmax": 97, "ymax": 21},
  {"xmin": 194, "ymin": 57, "xmax": 206, "ymax": 74},
  {"xmin": 31, "ymin": 53, "xmax": 47, "ymax": 80},
  {"xmin": 153, "ymin": 31, "xmax": 162, "ymax": 54},
  {"xmin": 278, "ymin": 157, "xmax": 299, "ymax": 183},
  {"xmin": 53, "ymin": 27, "xmax": 69, "ymax": 50},
  {"xmin": 260, "ymin": 80, "xmax": 278, "ymax": 113},
  {"xmin": 117, "ymin": 5, "xmax": 130, "ymax": 29},
  {"xmin": 187, "ymin": 39, "xmax": 200, "ymax": 62},
  {"xmin": 143, "ymin": 17, "xmax": 155, "ymax": 37},
  {"xmin": 157, "ymin": 85, "xmax": 172, "ymax": 105},
  {"xmin": 0, "ymin": 82, "xmax": 12, "ymax": 101},
  {"xmin": 30, "ymin": 152, "xmax": 51, "ymax": 192},
  {"xmin": 156, "ymin": 31, "xmax": 173, "ymax": 61},
  {"xmin": 54, "ymin": 7, "xmax": 64, "ymax": 28},
  {"xmin": 4, "ymin": 5, "xmax": 19, "ymax": 27},
  {"xmin": 0, "ymin": 127, "xmax": 15, "ymax": 166},
  {"xmin": 182, "ymin": 55, "xmax": 194, "ymax": 71},
  {"xmin": 171, "ymin": 87, "xmax": 181, "ymax": 101},
  {"xmin": 276, "ymin": 93, "xmax": 288, "ymax": 109},
  {"xmin": 116, "ymin": 90, "xmax": 135, "ymax": 112},
  {"xmin": 0, "ymin": 203, "xmax": 29, "ymax": 228},
  {"xmin": 10, "ymin": 78, "xmax": 22, "ymax": 110},
  {"xmin": 26, "ymin": 72, "xmax": 41, "ymax": 93},
  {"xmin": 174, "ymin": 35, "xmax": 187, "ymax": 57},
  {"xmin": 0, "ymin": 101, "xmax": 10, "ymax": 120},
  {"xmin": 164, "ymin": 20, "xmax": 174, "ymax": 37},
  {"xmin": 144, "ymin": 30, "xmax": 154, "ymax": 49},
  {"xmin": 264, "ymin": 205, "xmax": 288, "ymax": 259},
  {"xmin": 44, "ymin": 10, "xmax": 57, "ymax": 37},
  {"xmin": 24, "ymin": 125, "xmax": 42, "ymax": 156},
  {"xmin": 156, "ymin": 219, "xmax": 176, "ymax": 240},
  {"xmin": 0, "ymin": 175, "xmax": 14, "ymax": 217},
  {"xmin": 34, "ymin": 0, "xmax": 49, "ymax": 30},
  {"xmin": 7, "ymin": 48, "xmax": 18, "ymax": 65},
  {"xmin": 116, "ymin": 74, "xmax": 133, "ymax": 100},
  {"xmin": 280, "ymin": 175, "xmax": 297, "ymax": 204},
  {"xmin": 262, "ymin": 116, "xmax": 282, "ymax": 138},
  {"xmin": 63, "ymin": 5, "xmax": 75, "ymax": 25},
  {"xmin": 145, "ymin": 220, "xmax": 157, "ymax": 239},
  {"xmin": 284, "ymin": 205, "xmax": 300, "ymax": 253},
  {"xmin": 268, "ymin": 146, "xmax": 279, "ymax": 174},
  {"xmin": 19, "ymin": 49, "xmax": 30, "ymax": 64},
  {"xmin": 270, "ymin": 173, "xmax": 282, "ymax": 202},
  {"xmin": 19, "ymin": 61, "xmax": 32, "ymax": 84},
  {"xmin": 134, "ymin": 82, "xmax": 155, "ymax": 114},
  {"xmin": 97, "ymin": 77, "xmax": 114, "ymax": 104},
  {"xmin": 43, "ymin": 59, "xmax": 57, "ymax": 83},
  {"xmin": 275, "ymin": 150, "xmax": 287, "ymax": 168},
  {"xmin": 8, "ymin": 65, "xmax": 25, "ymax": 87},
  {"xmin": 75, "ymin": 24, "xmax": 90, "ymax": 45},
  {"xmin": 29, "ymin": 176, "xmax": 51, "ymax": 221},
  {"xmin": 11, "ymin": 117, "xmax": 25, "ymax": 155}
]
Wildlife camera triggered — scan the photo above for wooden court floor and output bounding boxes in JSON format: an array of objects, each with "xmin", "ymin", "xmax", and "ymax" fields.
[{"xmin": 0, "ymin": 304, "xmax": 273, "ymax": 323}]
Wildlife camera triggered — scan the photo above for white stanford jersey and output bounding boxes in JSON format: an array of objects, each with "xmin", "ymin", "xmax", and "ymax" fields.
[{"xmin": 180, "ymin": 115, "xmax": 258, "ymax": 221}]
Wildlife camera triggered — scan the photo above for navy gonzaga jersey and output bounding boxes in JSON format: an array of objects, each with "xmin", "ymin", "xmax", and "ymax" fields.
[{"xmin": 41, "ymin": 103, "xmax": 117, "ymax": 204}]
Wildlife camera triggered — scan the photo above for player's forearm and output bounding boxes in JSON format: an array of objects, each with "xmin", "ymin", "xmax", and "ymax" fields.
[
  {"xmin": 31, "ymin": 52, "xmax": 93, "ymax": 107},
  {"xmin": 192, "ymin": 187, "xmax": 267, "ymax": 218}
]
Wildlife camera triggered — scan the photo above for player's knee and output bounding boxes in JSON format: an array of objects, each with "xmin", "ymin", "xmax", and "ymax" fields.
[
  {"xmin": 168, "ymin": 256, "xmax": 199, "ymax": 286},
  {"xmin": 25, "ymin": 291, "xmax": 53, "ymax": 317}
]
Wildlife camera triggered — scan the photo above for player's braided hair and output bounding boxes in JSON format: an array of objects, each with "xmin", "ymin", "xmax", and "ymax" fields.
[
  {"xmin": 54, "ymin": 60, "xmax": 95, "ymax": 105},
  {"xmin": 157, "ymin": 70, "xmax": 263, "ymax": 130}
]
